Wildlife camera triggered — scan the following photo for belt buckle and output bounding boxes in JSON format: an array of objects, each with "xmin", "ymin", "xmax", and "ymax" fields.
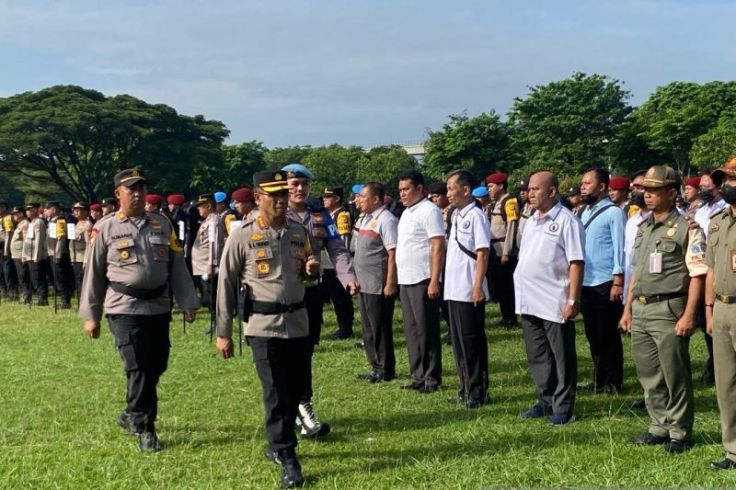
[
  {"xmin": 722, "ymin": 295, "xmax": 731, "ymax": 304},
  {"xmin": 638, "ymin": 296, "xmax": 647, "ymax": 305}
]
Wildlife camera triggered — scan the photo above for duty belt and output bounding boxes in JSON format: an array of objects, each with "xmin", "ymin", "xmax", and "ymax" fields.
[
  {"xmin": 109, "ymin": 282, "xmax": 167, "ymax": 300},
  {"xmin": 636, "ymin": 293, "xmax": 686, "ymax": 305},
  {"xmin": 716, "ymin": 294, "xmax": 736, "ymax": 304},
  {"xmin": 250, "ymin": 300, "xmax": 305, "ymax": 315}
]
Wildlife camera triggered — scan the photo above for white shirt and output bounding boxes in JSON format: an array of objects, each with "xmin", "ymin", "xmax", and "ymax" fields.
[
  {"xmin": 396, "ymin": 198, "xmax": 445, "ymax": 285},
  {"xmin": 514, "ymin": 202, "xmax": 585, "ymax": 324},
  {"xmin": 444, "ymin": 202, "xmax": 491, "ymax": 302},
  {"xmin": 623, "ymin": 210, "xmax": 650, "ymax": 303},
  {"xmin": 694, "ymin": 199, "xmax": 726, "ymax": 238}
]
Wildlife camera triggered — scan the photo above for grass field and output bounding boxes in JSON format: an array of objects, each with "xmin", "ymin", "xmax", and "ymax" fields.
[{"xmin": 1, "ymin": 299, "xmax": 734, "ymax": 489}]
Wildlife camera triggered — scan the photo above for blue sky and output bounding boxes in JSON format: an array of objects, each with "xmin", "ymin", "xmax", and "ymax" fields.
[{"xmin": 1, "ymin": 1, "xmax": 734, "ymax": 147}]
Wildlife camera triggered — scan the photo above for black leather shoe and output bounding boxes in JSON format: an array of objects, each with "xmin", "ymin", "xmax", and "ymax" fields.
[
  {"xmin": 401, "ymin": 381, "xmax": 423, "ymax": 391},
  {"xmin": 663, "ymin": 438, "xmax": 692, "ymax": 454},
  {"xmin": 116, "ymin": 411, "xmax": 140, "ymax": 435},
  {"xmin": 275, "ymin": 450, "xmax": 304, "ymax": 488},
  {"xmin": 356, "ymin": 372, "xmax": 380, "ymax": 382},
  {"xmin": 417, "ymin": 384, "xmax": 439, "ymax": 394},
  {"xmin": 711, "ymin": 458, "xmax": 736, "ymax": 470},
  {"xmin": 138, "ymin": 431, "xmax": 162, "ymax": 452},
  {"xmin": 327, "ymin": 330, "xmax": 352, "ymax": 340},
  {"xmin": 629, "ymin": 432, "xmax": 669, "ymax": 445}
]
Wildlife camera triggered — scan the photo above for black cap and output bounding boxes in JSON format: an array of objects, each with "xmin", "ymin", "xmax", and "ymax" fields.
[
  {"xmin": 101, "ymin": 197, "xmax": 117, "ymax": 207},
  {"xmin": 113, "ymin": 168, "xmax": 147, "ymax": 188},
  {"xmin": 517, "ymin": 180, "xmax": 529, "ymax": 191},
  {"xmin": 25, "ymin": 203, "xmax": 39, "ymax": 210},
  {"xmin": 196, "ymin": 194, "xmax": 215, "ymax": 206},
  {"xmin": 45, "ymin": 201, "xmax": 60, "ymax": 208},
  {"xmin": 568, "ymin": 187, "xmax": 581, "ymax": 196},
  {"xmin": 322, "ymin": 186, "xmax": 344, "ymax": 198},
  {"xmin": 12, "ymin": 205, "xmax": 24, "ymax": 213},
  {"xmin": 427, "ymin": 182, "xmax": 447, "ymax": 195},
  {"xmin": 253, "ymin": 170, "xmax": 290, "ymax": 193}
]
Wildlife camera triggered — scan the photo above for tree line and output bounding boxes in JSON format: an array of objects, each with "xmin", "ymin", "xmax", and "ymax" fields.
[{"xmin": 1, "ymin": 74, "xmax": 735, "ymax": 203}]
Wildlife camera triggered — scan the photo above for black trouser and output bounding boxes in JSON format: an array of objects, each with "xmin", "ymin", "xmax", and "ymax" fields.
[
  {"xmin": 581, "ymin": 281, "xmax": 624, "ymax": 390},
  {"xmin": 249, "ymin": 335, "xmax": 311, "ymax": 452},
  {"xmin": 301, "ymin": 285, "xmax": 324, "ymax": 403},
  {"xmin": 359, "ymin": 292, "xmax": 396, "ymax": 378},
  {"xmin": 695, "ymin": 303, "xmax": 714, "ymax": 376},
  {"xmin": 521, "ymin": 315, "xmax": 577, "ymax": 415},
  {"xmin": 399, "ymin": 280, "xmax": 442, "ymax": 388},
  {"xmin": 50, "ymin": 255, "xmax": 74, "ymax": 303},
  {"xmin": 108, "ymin": 313, "xmax": 171, "ymax": 432},
  {"xmin": 13, "ymin": 259, "xmax": 30, "ymax": 300},
  {"xmin": 488, "ymin": 250, "xmax": 517, "ymax": 323},
  {"xmin": 28, "ymin": 259, "xmax": 49, "ymax": 302},
  {"xmin": 72, "ymin": 262, "xmax": 84, "ymax": 298},
  {"xmin": 448, "ymin": 301, "xmax": 488, "ymax": 403},
  {"xmin": 2, "ymin": 255, "xmax": 18, "ymax": 294},
  {"xmin": 322, "ymin": 268, "xmax": 354, "ymax": 334}
]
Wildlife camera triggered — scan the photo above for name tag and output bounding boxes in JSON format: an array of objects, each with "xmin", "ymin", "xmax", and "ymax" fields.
[
  {"xmin": 178, "ymin": 221, "xmax": 185, "ymax": 241},
  {"xmin": 207, "ymin": 222, "xmax": 215, "ymax": 241},
  {"xmin": 48, "ymin": 224, "xmax": 57, "ymax": 239},
  {"xmin": 27, "ymin": 225, "xmax": 35, "ymax": 239},
  {"xmin": 67, "ymin": 223, "xmax": 76, "ymax": 240},
  {"xmin": 649, "ymin": 252, "xmax": 662, "ymax": 274}
]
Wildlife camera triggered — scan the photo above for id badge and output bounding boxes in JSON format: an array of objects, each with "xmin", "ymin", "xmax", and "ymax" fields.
[{"xmin": 649, "ymin": 252, "xmax": 662, "ymax": 274}]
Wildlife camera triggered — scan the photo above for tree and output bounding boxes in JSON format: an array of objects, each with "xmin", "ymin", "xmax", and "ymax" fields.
[
  {"xmin": 424, "ymin": 111, "xmax": 516, "ymax": 180},
  {"xmin": 356, "ymin": 145, "xmax": 418, "ymax": 194},
  {"xmin": 303, "ymin": 144, "xmax": 365, "ymax": 191},
  {"xmin": 264, "ymin": 146, "xmax": 312, "ymax": 169},
  {"xmin": 509, "ymin": 72, "xmax": 632, "ymax": 178},
  {"xmin": 631, "ymin": 81, "xmax": 736, "ymax": 175},
  {"xmin": 691, "ymin": 109, "xmax": 736, "ymax": 170},
  {"xmin": 0, "ymin": 85, "xmax": 229, "ymax": 202},
  {"xmin": 191, "ymin": 141, "xmax": 266, "ymax": 193}
]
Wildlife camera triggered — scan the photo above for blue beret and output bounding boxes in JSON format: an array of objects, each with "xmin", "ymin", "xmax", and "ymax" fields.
[
  {"xmin": 214, "ymin": 191, "xmax": 227, "ymax": 203},
  {"xmin": 351, "ymin": 184, "xmax": 363, "ymax": 194},
  {"xmin": 472, "ymin": 186, "xmax": 489, "ymax": 198},
  {"xmin": 281, "ymin": 163, "xmax": 315, "ymax": 181}
]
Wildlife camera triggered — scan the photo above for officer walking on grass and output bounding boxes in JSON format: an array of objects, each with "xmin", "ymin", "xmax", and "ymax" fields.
[
  {"xmin": 79, "ymin": 168, "xmax": 198, "ymax": 452},
  {"xmin": 215, "ymin": 169, "xmax": 319, "ymax": 488}
]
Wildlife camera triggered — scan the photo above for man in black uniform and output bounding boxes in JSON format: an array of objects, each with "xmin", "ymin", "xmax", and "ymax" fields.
[{"xmin": 46, "ymin": 201, "xmax": 74, "ymax": 308}]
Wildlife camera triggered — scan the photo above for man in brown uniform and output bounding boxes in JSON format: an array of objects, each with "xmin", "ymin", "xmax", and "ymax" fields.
[
  {"xmin": 216, "ymin": 169, "xmax": 319, "ymax": 488},
  {"xmin": 1, "ymin": 201, "xmax": 18, "ymax": 300},
  {"xmin": 191, "ymin": 194, "xmax": 225, "ymax": 309},
  {"xmin": 10, "ymin": 206, "xmax": 30, "ymax": 303},
  {"xmin": 69, "ymin": 202, "xmax": 92, "ymax": 295},
  {"xmin": 22, "ymin": 203, "xmax": 49, "ymax": 306},
  {"xmin": 705, "ymin": 157, "xmax": 736, "ymax": 469},
  {"xmin": 79, "ymin": 168, "xmax": 198, "ymax": 452}
]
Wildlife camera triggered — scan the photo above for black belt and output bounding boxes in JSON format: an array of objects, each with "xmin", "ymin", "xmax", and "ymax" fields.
[
  {"xmin": 251, "ymin": 300, "xmax": 305, "ymax": 315},
  {"xmin": 109, "ymin": 282, "xmax": 167, "ymax": 300},
  {"xmin": 491, "ymin": 238, "xmax": 505, "ymax": 243},
  {"xmin": 636, "ymin": 293, "xmax": 686, "ymax": 305},
  {"xmin": 716, "ymin": 294, "xmax": 736, "ymax": 304}
]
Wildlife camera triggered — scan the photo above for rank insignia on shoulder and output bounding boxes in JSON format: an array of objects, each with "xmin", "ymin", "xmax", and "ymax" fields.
[
  {"xmin": 257, "ymin": 216, "xmax": 268, "ymax": 229},
  {"xmin": 250, "ymin": 232, "xmax": 264, "ymax": 241}
]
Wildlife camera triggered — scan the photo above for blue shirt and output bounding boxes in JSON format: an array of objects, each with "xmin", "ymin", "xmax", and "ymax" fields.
[{"xmin": 580, "ymin": 197, "xmax": 625, "ymax": 287}]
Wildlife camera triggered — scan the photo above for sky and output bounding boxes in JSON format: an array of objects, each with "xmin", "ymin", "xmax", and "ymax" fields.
[{"xmin": 1, "ymin": 0, "xmax": 735, "ymax": 148}]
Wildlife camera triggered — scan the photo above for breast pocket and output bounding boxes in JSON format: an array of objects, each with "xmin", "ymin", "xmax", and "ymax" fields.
[
  {"xmin": 150, "ymin": 235, "xmax": 169, "ymax": 262},
  {"xmin": 114, "ymin": 239, "xmax": 138, "ymax": 266}
]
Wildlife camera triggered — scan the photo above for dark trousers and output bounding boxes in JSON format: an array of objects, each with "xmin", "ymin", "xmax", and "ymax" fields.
[
  {"xmin": 249, "ymin": 335, "xmax": 311, "ymax": 452},
  {"xmin": 359, "ymin": 292, "xmax": 396, "ymax": 377},
  {"xmin": 1, "ymin": 255, "xmax": 18, "ymax": 293},
  {"xmin": 50, "ymin": 255, "xmax": 74, "ymax": 302},
  {"xmin": 108, "ymin": 313, "xmax": 171, "ymax": 432},
  {"xmin": 448, "ymin": 301, "xmax": 488, "ymax": 403},
  {"xmin": 521, "ymin": 315, "xmax": 577, "ymax": 415},
  {"xmin": 695, "ymin": 304, "xmax": 714, "ymax": 377},
  {"xmin": 399, "ymin": 280, "xmax": 442, "ymax": 388},
  {"xmin": 322, "ymin": 268, "xmax": 354, "ymax": 334},
  {"xmin": 28, "ymin": 259, "xmax": 49, "ymax": 302},
  {"xmin": 488, "ymin": 251, "xmax": 517, "ymax": 323},
  {"xmin": 301, "ymin": 285, "xmax": 324, "ymax": 403},
  {"xmin": 72, "ymin": 262, "xmax": 84, "ymax": 299},
  {"xmin": 581, "ymin": 281, "xmax": 624, "ymax": 390},
  {"xmin": 13, "ymin": 259, "xmax": 30, "ymax": 300}
]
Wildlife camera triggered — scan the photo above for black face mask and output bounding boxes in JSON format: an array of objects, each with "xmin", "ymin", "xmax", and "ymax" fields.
[
  {"xmin": 722, "ymin": 185, "xmax": 736, "ymax": 205},
  {"xmin": 699, "ymin": 188, "xmax": 715, "ymax": 203},
  {"xmin": 629, "ymin": 191, "xmax": 645, "ymax": 208},
  {"xmin": 581, "ymin": 193, "xmax": 597, "ymax": 206}
]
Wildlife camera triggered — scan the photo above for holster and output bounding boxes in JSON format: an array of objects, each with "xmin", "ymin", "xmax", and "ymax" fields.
[{"xmin": 238, "ymin": 283, "xmax": 252, "ymax": 321}]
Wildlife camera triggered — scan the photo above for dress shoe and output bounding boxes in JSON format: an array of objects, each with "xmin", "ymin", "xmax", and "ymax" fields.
[
  {"xmin": 356, "ymin": 371, "xmax": 380, "ymax": 382},
  {"xmin": 401, "ymin": 381, "xmax": 423, "ymax": 391},
  {"xmin": 138, "ymin": 431, "xmax": 162, "ymax": 452},
  {"xmin": 711, "ymin": 458, "xmax": 736, "ymax": 470},
  {"xmin": 521, "ymin": 404, "xmax": 553, "ymax": 419},
  {"xmin": 548, "ymin": 413, "xmax": 575, "ymax": 426},
  {"xmin": 629, "ymin": 432, "xmax": 669, "ymax": 445},
  {"xmin": 278, "ymin": 453, "xmax": 304, "ymax": 488},
  {"xmin": 663, "ymin": 438, "xmax": 692, "ymax": 454},
  {"xmin": 417, "ymin": 384, "xmax": 439, "ymax": 394},
  {"xmin": 116, "ymin": 411, "xmax": 141, "ymax": 435},
  {"xmin": 327, "ymin": 330, "xmax": 352, "ymax": 340}
]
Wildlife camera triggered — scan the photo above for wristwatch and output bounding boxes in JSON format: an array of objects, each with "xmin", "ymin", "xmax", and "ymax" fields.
[{"xmin": 567, "ymin": 299, "xmax": 578, "ymax": 306}]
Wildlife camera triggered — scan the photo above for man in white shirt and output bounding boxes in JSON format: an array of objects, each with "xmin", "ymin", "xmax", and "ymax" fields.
[
  {"xmin": 515, "ymin": 171, "xmax": 585, "ymax": 426},
  {"xmin": 444, "ymin": 170, "xmax": 491, "ymax": 408},
  {"xmin": 396, "ymin": 170, "xmax": 446, "ymax": 393}
]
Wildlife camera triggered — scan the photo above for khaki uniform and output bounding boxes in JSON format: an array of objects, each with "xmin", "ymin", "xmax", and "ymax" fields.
[
  {"xmin": 488, "ymin": 193, "xmax": 520, "ymax": 324},
  {"xmin": 10, "ymin": 219, "xmax": 30, "ymax": 301},
  {"xmin": 630, "ymin": 209, "xmax": 706, "ymax": 441},
  {"xmin": 47, "ymin": 216, "xmax": 73, "ymax": 304},
  {"xmin": 23, "ymin": 217, "xmax": 49, "ymax": 303},
  {"xmin": 191, "ymin": 213, "xmax": 225, "ymax": 277},
  {"xmin": 705, "ymin": 207, "xmax": 736, "ymax": 462},
  {"xmin": 69, "ymin": 218, "xmax": 92, "ymax": 295}
]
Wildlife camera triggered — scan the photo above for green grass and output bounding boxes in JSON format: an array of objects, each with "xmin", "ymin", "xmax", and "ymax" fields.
[{"xmin": 0, "ymin": 299, "xmax": 733, "ymax": 489}]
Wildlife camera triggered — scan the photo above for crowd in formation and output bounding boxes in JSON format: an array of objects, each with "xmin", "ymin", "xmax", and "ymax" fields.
[{"xmin": 3, "ymin": 158, "xmax": 736, "ymax": 488}]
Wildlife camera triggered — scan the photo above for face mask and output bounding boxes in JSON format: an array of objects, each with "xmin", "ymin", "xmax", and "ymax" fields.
[
  {"xmin": 581, "ymin": 193, "xmax": 597, "ymax": 205},
  {"xmin": 629, "ymin": 191, "xmax": 645, "ymax": 208},
  {"xmin": 722, "ymin": 185, "xmax": 736, "ymax": 205},
  {"xmin": 699, "ymin": 188, "xmax": 715, "ymax": 203}
]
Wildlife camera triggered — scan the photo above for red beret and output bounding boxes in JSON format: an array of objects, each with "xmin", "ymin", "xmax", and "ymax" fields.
[
  {"xmin": 609, "ymin": 176, "xmax": 630, "ymax": 191},
  {"xmin": 145, "ymin": 194, "xmax": 162, "ymax": 205},
  {"xmin": 485, "ymin": 172, "xmax": 508, "ymax": 185},
  {"xmin": 232, "ymin": 187, "xmax": 255, "ymax": 203},
  {"xmin": 684, "ymin": 176, "xmax": 701, "ymax": 188},
  {"xmin": 166, "ymin": 194, "xmax": 185, "ymax": 205},
  {"xmin": 90, "ymin": 203, "xmax": 102, "ymax": 211}
]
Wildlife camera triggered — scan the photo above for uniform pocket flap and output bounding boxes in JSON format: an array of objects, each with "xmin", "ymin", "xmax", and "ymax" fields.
[
  {"xmin": 658, "ymin": 240, "xmax": 677, "ymax": 253},
  {"xmin": 115, "ymin": 239, "xmax": 135, "ymax": 250}
]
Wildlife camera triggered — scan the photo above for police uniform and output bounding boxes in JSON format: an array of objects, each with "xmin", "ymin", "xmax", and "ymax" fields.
[
  {"xmin": 1, "ymin": 204, "xmax": 19, "ymax": 300},
  {"xmin": 46, "ymin": 202, "xmax": 74, "ymax": 308},
  {"xmin": 79, "ymin": 169, "xmax": 198, "ymax": 449},
  {"xmin": 69, "ymin": 203, "xmax": 93, "ymax": 295},
  {"xmin": 486, "ymin": 173, "xmax": 520, "ymax": 327},
  {"xmin": 629, "ymin": 166, "xmax": 706, "ymax": 449},
  {"xmin": 10, "ymin": 209, "xmax": 30, "ymax": 303},
  {"xmin": 22, "ymin": 204, "xmax": 49, "ymax": 305},
  {"xmin": 215, "ymin": 170, "xmax": 312, "ymax": 487},
  {"xmin": 191, "ymin": 194, "xmax": 225, "ymax": 308},
  {"xmin": 705, "ymin": 161, "xmax": 736, "ymax": 469}
]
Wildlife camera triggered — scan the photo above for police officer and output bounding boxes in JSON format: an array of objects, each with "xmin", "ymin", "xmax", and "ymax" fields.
[
  {"xmin": 215, "ymin": 169, "xmax": 319, "ymax": 488},
  {"xmin": 704, "ymin": 157, "xmax": 736, "ymax": 469},
  {"xmin": 1, "ymin": 201, "xmax": 19, "ymax": 300},
  {"xmin": 232, "ymin": 187, "xmax": 256, "ymax": 221},
  {"xmin": 683, "ymin": 176, "xmax": 702, "ymax": 219},
  {"xmin": 69, "ymin": 202, "xmax": 92, "ymax": 295},
  {"xmin": 89, "ymin": 203, "xmax": 103, "ymax": 223},
  {"xmin": 101, "ymin": 197, "xmax": 117, "ymax": 217},
  {"xmin": 144, "ymin": 194, "xmax": 163, "ymax": 214},
  {"xmin": 46, "ymin": 201, "xmax": 74, "ymax": 308},
  {"xmin": 22, "ymin": 203, "xmax": 49, "ymax": 306},
  {"xmin": 215, "ymin": 191, "xmax": 237, "ymax": 236},
  {"xmin": 79, "ymin": 168, "xmax": 198, "ymax": 452},
  {"xmin": 191, "ymin": 194, "xmax": 225, "ymax": 309},
  {"xmin": 620, "ymin": 165, "xmax": 706, "ymax": 454},
  {"xmin": 9, "ymin": 206, "xmax": 30, "ymax": 303}
]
